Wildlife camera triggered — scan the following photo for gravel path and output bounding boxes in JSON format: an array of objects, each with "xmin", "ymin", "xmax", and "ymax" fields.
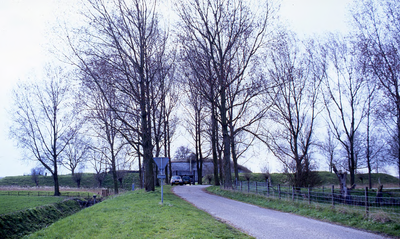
[{"xmin": 172, "ymin": 185, "xmax": 387, "ymax": 239}]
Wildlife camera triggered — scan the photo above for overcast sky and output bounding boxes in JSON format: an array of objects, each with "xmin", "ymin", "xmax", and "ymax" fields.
[{"xmin": 0, "ymin": 0, "xmax": 354, "ymax": 177}]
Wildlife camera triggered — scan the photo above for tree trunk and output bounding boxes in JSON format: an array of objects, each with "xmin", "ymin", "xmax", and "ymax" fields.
[
  {"xmin": 111, "ymin": 153, "xmax": 119, "ymax": 194},
  {"xmin": 230, "ymin": 127, "xmax": 239, "ymax": 183},
  {"xmin": 195, "ymin": 114, "xmax": 203, "ymax": 184},
  {"xmin": 211, "ymin": 101, "xmax": 220, "ymax": 186},
  {"xmin": 140, "ymin": 74, "xmax": 154, "ymax": 191},
  {"xmin": 53, "ymin": 154, "xmax": 60, "ymax": 196},
  {"xmin": 333, "ymin": 164, "xmax": 355, "ymax": 203},
  {"xmin": 138, "ymin": 146, "xmax": 143, "ymax": 189},
  {"xmin": 349, "ymin": 140, "xmax": 356, "ymax": 187},
  {"xmin": 53, "ymin": 165, "xmax": 60, "ymax": 196},
  {"xmin": 220, "ymin": 87, "xmax": 232, "ymax": 189},
  {"xmin": 397, "ymin": 111, "xmax": 400, "ymax": 187},
  {"xmin": 198, "ymin": 145, "xmax": 203, "ymax": 185}
]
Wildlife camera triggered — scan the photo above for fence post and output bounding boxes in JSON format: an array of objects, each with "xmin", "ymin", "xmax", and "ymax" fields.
[
  {"xmin": 331, "ymin": 185, "xmax": 334, "ymax": 208},
  {"xmin": 308, "ymin": 186, "xmax": 311, "ymax": 205},
  {"xmin": 247, "ymin": 180, "xmax": 250, "ymax": 193},
  {"xmin": 256, "ymin": 182, "xmax": 258, "ymax": 194},
  {"xmin": 365, "ymin": 187, "xmax": 369, "ymax": 216},
  {"xmin": 267, "ymin": 182, "xmax": 270, "ymax": 197},
  {"xmin": 292, "ymin": 186, "xmax": 294, "ymax": 201},
  {"xmin": 240, "ymin": 181, "xmax": 242, "ymax": 192},
  {"xmin": 278, "ymin": 184, "xmax": 281, "ymax": 199}
]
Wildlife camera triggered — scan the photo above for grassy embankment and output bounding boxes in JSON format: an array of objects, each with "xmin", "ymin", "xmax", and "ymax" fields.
[
  {"xmin": 0, "ymin": 172, "xmax": 140, "ymax": 190},
  {"xmin": 0, "ymin": 196, "xmax": 65, "ymax": 215},
  {"xmin": 25, "ymin": 186, "xmax": 251, "ymax": 239},
  {"xmin": 207, "ymin": 186, "xmax": 400, "ymax": 238},
  {"xmin": 237, "ymin": 171, "xmax": 399, "ymax": 188},
  {"xmin": 0, "ymin": 198, "xmax": 82, "ymax": 239}
]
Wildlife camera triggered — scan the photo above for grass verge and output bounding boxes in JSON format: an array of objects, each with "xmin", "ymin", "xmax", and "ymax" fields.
[
  {"xmin": 207, "ymin": 186, "xmax": 400, "ymax": 238},
  {"xmin": 25, "ymin": 186, "xmax": 252, "ymax": 239}
]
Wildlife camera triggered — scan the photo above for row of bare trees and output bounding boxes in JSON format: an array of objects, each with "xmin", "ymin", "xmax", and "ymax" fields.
[
  {"xmin": 9, "ymin": 0, "xmax": 400, "ymax": 196},
  {"xmin": 177, "ymin": 0, "xmax": 400, "ymax": 188}
]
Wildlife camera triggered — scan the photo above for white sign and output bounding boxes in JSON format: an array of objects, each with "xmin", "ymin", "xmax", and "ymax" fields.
[
  {"xmin": 153, "ymin": 157, "xmax": 169, "ymax": 170},
  {"xmin": 153, "ymin": 157, "xmax": 170, "ymax": 205}
]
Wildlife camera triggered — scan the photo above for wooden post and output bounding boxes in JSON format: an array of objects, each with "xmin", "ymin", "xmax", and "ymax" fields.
[
  {"xmin": 278, "ymin": 184, "xmax": 281, "ymax": 199},
  {"xmin": 248, "ymin": 180, "xmax": 250, "ymax": 193},
  {"xmin": 240, "ymin": 181, "xmax": 242, "ymax": 191},
  {"xmin": 267, "ymin": 182, "xmax": 270, "ymax": 197},
  {"xmin": 365, "ymin": 187, "xmax": 369, "ymax": 216},
  {"xmin": 308, "ymin": 186, "xmax": 311, "ymax": 205},
  {"xmin": 256, "ymin": 182, "xmax": 258, "ymax": 194},
  {"xmin": 292, "ymin": 186, "xmax": 295, "ymax": 201},
  {"xmin": 331, "ymin": 185, "xmax": 334, "ymax": 208}
]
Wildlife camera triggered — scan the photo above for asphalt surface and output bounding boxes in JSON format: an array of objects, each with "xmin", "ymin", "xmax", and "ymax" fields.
[{"xmin": 172, "ymin": 185, "xmax": 386, "ymax": 239}]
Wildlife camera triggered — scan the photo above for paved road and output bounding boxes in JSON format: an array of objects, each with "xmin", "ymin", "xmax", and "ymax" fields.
[{"xmin": 172, "ymin": 185, "xmax": 387, "ymax": 239}]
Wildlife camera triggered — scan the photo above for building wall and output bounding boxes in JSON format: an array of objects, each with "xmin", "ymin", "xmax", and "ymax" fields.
[{"xmin": 171, "ymin": 161, "xmax": 213, "ymax": 182}]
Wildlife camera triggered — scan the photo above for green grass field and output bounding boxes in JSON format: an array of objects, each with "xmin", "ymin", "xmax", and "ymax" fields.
[
  {"xmin": 25, "ymin": 186, "xmax": 252, "ymax": 239},
  {"xmin": 0, "ymin": 195, "xmax": 65, "ymax": 215}
]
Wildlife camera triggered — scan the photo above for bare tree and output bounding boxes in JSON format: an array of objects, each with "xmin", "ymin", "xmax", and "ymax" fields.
[
  {"xmin": 62, "ymin": 134, "xmax": 90, "ymax": 176},
  {"xmin": 66, "ymin": 0, "xmax": 172, "ymax": 191},
  {"xmin": 176, "ymin": 0, "xmax": 274, "ymax": 188},
  {"xmin": 361, "ymin": 74, "xmax": 387, "ymax": 188},
  {"xmin": 73, "ymin": 172, "xmax": 83, "ymax": 188},
  {"xmin": 83, "ymin": 81, "xmax": 127, "ymax": 194},
  {"xmin": 89, "ymin": 145, "xmax": 107, "ymax": 187},
  {"xmin": 150, "ymin": 51, "xmax": 178, "ymax": 185},
  {"xmin": 352, "ymin": 0, "xmax": 400, "ymax": 184},
  {"xmin": 182, "ymin": 78, "xmax": 209, "ymax": 185},
  {"xmin": 262, "ymin": 32, "xmax": 324, "ymax": 188},
  {"xmin": 30, "ymin": 168, "xmax": 41, "ymax": 187},
  {"xmin": 318, "ymin": 128, "xmax": 339, "ymax": 173},
  {"xmin": 174, "ymin": 146, "xmax": 193, "ymax": 161},
  {"xmin": 322, "ymin": 34, "xmax": 368, "ymax": 186},
  {"xmin": 227, "ymin": 75, "xmax": 265, "ymax": 182},
  {"xmin": 178, "ymin": 20, "xmax": 221, "ymax": 186},
  {"xmin": 10, "ymin": 67, "xmax": 79, "ymax": 196}
]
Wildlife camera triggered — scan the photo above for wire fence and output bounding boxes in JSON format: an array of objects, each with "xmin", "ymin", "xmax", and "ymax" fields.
[
  {"xmin": 0, "ymin": 191, "xmax": 98, "ymax": 197},
  {"xmin": 232, "ymin": 181, "xmax": 400, "ymax": 217}
]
